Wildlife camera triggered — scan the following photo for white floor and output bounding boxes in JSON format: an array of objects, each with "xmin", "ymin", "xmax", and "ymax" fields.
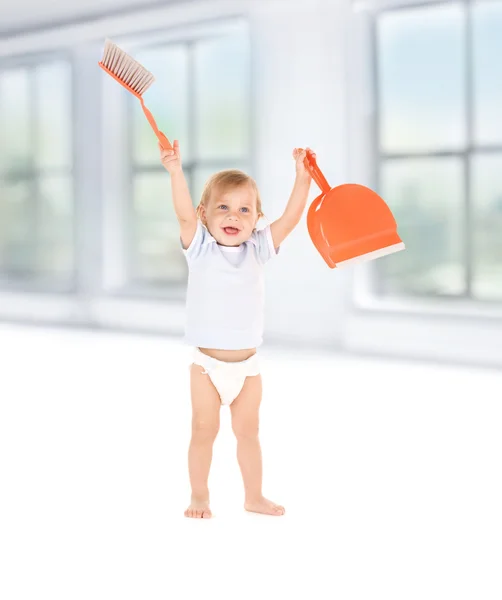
[{"xmin": 1, "ymin": 323, "xmax": 501, "ymax": 600}]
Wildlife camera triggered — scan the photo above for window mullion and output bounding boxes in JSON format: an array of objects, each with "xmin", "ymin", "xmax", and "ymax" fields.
[
  {"xmin": 371, "ymin": 14, "xmax": 384, "ymax": 295},
  {"xmin": 464, "ymin": 0, "xmax": 473, "ymax": 298},
  {"xmin": 30, "ymin": 65, "xmax": 39, "ymax": 279},
  {"xmin": 187, "ymin": 40, "xmax": 197, "ymax": 204},
  {"xmin": 187, "ymin": 40, "xmax": 196, "ymax": 167},
  {"xmin": 126, "ymin": 93, "xmax": 136, "ymax": 284}
]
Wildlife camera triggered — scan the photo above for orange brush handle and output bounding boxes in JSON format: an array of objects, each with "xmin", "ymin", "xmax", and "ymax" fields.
[
  {"xmin": 140, "ymin": 97, "xmax": 172, "ymax": 151},
  {"xmin": 99, "ymin": 61, "xmax": 172, "ymax": 151},
  {"xmin": 304, "ymin": 149, "xmax": 331, "ymax": 194}
]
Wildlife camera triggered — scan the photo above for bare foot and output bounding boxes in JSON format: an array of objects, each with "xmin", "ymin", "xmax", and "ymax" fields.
[
  {"xmin": 184, "ymin": 497, "xmax": 212, "ymax": 519},
  {"xmin": 245, "ymin": 496, "xmax": 285, "ymax": 516}
]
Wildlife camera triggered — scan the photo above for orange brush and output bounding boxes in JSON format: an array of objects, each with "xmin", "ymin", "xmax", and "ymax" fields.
[
  {"xmin": 99, "ymin": 38, "xmax": 172, "ymax": 151},
  {"xmin": 304, "ymin": 149, "xmax": 405, "ymax": 268}
]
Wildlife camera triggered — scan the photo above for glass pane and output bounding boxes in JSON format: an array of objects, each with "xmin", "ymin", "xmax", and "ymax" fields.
[
  {"xmin": 132, "ymin": 45, "xmax": 189, "ymax": 165},
  {"xmin": 131, "ymin": 172, "xmax": 187, "ymax": 283},
  {"xmin": 0, "ymin": 179, "xmax": 33, "ymax": 275},
  {"xmin": 34, "ymin": 61, "xmax": 72, "ymax": 169},
  {"xmin": 38, "ymin": 176, "xmax": 74, "ymax": 277},
  {"xmin": 376, "ymin": 158, "xmax": 465, "ymax": 296},
  {"xmin": 0, "ymin": 69, "xmax": 31, "ymax": 175},
  {"xmin": 191, "ymin": 167, "xmax": 215, "ymax": 209},
  {"xmin": 470, "ymin": 154, "xmax": 502, "ymax": 300},
  {"xmin": 377, "ymin": 5, "xmax": 465, "ymax": 152},
  {"xmin": 195, "ymin": 33, "xmax": 250, "ymax": 160},
  {"xmin": 473, "ymin": 2, "xmax": 502, "ymax": 145}
]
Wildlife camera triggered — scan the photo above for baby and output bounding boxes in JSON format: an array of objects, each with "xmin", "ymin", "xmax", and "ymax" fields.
[{"xmin": 160, "ymin": 140, "xmax": 313, "ymax": 518}]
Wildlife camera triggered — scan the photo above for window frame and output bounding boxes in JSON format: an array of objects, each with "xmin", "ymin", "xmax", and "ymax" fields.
[
  {"xmin": 0, "ymin": 5, "xmax": 255, "ymax": 334},
  {"xmin": 100, "ymin": 18, "xmax": 253, "ymax": 300},
  {"xmin": 0, "ymin": 49, "xmax": 76, "ymax": 293},
  {"xmin": 350, "ymin": 0, "xmax": 502, "ymax": 317}
]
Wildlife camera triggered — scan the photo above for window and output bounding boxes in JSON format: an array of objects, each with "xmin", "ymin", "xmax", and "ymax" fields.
[
  {"xmin": 0, "ymin": 59, "xmax": 74, "ymax": 289},
  {"xmin": 373, "ymin": 0, "xmax": 502, "ymax": 302},
  {"xmin": 125, "ymin": 29, "xmax": 251, "ymax": 289}
]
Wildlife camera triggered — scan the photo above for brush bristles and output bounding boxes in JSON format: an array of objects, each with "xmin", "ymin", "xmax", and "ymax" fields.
[{"xmin": 101, "ymin": 39, "xmax": 155, "ymax": 96}]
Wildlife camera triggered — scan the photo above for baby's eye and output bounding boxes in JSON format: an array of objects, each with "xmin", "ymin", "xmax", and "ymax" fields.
[
  {"xmin": 218, "ymin": 204, "xmax": 228, "ymax": 210},
  {"xmin": 240, "ymin": 207, "xmax": 249, "ymax": 213}
]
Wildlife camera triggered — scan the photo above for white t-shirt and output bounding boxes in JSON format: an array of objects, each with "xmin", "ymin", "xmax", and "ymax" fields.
[{"xmin": 181, "ymin": 220, "xmax": 279, "ymax": 350}]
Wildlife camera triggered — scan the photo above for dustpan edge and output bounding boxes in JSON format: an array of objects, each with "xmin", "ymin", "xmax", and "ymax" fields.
[{"xmin": 335, "ymin": 242, "xmax": 405, "ymax": 267}]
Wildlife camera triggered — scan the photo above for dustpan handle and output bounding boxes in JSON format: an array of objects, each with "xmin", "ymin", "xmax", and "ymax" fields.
[{"xmin": 304, "ymin": 149, "xmax": 331, "ymax": 194}]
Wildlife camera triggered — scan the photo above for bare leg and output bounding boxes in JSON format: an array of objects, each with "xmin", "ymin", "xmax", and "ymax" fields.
[
  {"xmin": 185, "ymin": 364, "xmax": 221, "ymax": 518},
  {"xmin": 230, "ymin": 374, "xmax": 285, "ymax": 516}
]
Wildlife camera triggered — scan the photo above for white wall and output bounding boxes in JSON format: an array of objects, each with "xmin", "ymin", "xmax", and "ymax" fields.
[
  {"xmin": 1, "ymin": 0, "xmax": 502, "ymax": 367},
  {"xmin": 249, "ymin": 0, "xmax": 353, "ymax": 347}
]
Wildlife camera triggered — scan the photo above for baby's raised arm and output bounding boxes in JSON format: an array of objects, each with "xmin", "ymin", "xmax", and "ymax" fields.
[
  {"xmin": 270, "ymin": 148, "xmax": 313, "ymax": 248},
  {"xmin": 159, "ymin": 140, "xmax": 197, "ymax": 249}
]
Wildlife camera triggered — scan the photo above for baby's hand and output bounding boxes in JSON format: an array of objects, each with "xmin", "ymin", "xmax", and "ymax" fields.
[
  {"xmin": 293, "ymin": 147, "xmax": 314, "ymax": 181},
  {"xmin": 160, "ymin": 139, "xmax": 182, "ymax": 174}
]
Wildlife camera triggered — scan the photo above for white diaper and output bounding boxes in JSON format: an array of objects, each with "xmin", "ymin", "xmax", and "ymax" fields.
[{"xmin": 191, "ymin": 348, "xmax": 260, "ymax": 406}]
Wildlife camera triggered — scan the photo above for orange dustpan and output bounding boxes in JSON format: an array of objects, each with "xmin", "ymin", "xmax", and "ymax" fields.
[{"xmin": 304, "ymin": 149, "xmax": 405, "ymax": 268}]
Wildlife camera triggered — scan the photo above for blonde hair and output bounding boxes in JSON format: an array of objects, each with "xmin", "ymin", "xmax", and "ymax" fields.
[{"xmin": 196, "ymin": 169, "xmax": 263, "ymax": 222}]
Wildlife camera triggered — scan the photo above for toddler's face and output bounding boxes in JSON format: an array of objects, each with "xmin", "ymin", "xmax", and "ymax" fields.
[{"xmin": 202, "ymin": 184, "xmax": 259, "ymax": 246}]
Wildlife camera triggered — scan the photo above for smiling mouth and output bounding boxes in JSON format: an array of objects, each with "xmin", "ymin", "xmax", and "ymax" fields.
[{"xmin": 222, "ymin": 226, "xmax": 240, "ymax": 235}]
